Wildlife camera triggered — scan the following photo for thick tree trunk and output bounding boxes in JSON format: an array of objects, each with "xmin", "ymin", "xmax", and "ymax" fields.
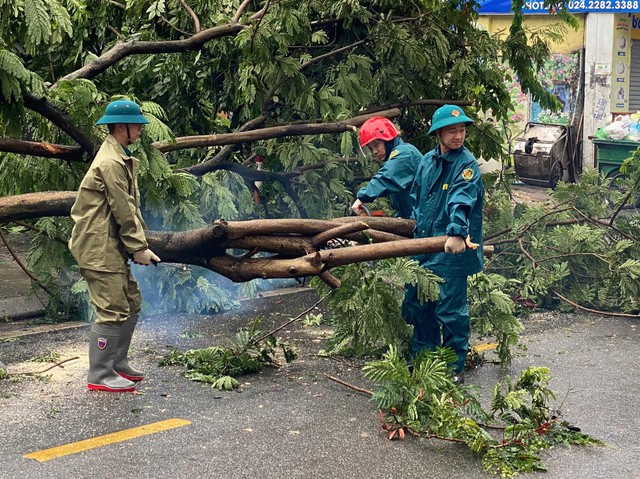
[
  {"xmin": 0, "ymin": 192, "xmax": 76, "ymax": 223},
  {"xmin": 0, "ymin": 192, "xmax": 493, "ymax": 288}
]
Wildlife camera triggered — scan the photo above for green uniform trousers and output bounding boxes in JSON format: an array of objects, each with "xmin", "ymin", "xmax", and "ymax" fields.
[
  {"xmin": 80, "ymin": 266, "xmax": 142, "ymax": 324},
  {"xmin": 402, "ymin": 275, "xmax": 469, "ymax": 373}
]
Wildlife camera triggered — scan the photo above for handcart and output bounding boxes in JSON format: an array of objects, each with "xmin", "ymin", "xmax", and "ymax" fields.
[{"xmin": 513, "ymin": 122, "xmax": 570, "ymax": 188}]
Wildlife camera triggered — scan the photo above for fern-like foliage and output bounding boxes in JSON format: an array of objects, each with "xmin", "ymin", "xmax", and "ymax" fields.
[
  {"xmin": 469, "ymin": 273, "xmax": 523, "ymax": 367},
  {"xmin": 0, "ymin": 0, "xmax": 70, "ymax": 134},
  {"xmin": 311, "ymin": 257, "xmax": 441, "ymax": 356},
  {"xmin": 365, "ymin": 348, "xmax": 603, "ymax": 478},
  {"xmin": 24, "ymin": 218, "xmax": 89, "ymax": 322},
  {"xmin": 24, "ymin": 0, "xmax": 52, "ymax": 48},
  {"xmin": 484, "ymin": 162, "xmax": 640, "ymax": 317},
  {"xmin": 136, "ymin": 263, "xmax": 238, "ymax": 316},
  {"xmin": 158, "ymin": 318, "xmax": 296, "ymax": 390}
]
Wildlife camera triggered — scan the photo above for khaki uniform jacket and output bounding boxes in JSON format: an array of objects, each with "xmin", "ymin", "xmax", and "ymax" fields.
[{"xmin": 69, "ymin": 135, "xmax": 148, "ymax": 273}]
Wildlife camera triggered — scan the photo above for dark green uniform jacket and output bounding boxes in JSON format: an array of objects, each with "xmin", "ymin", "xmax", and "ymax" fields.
[
  {"xmin": 411, "ymin": 145, "xmax": 483, "ymax": 277},
  {"xmin": 356, "ymin": 138, "xmax": 422, "ymax": 219},
  {"xmin": 69, "ymin": 135, "xmax": 148, "ymax": 273}
]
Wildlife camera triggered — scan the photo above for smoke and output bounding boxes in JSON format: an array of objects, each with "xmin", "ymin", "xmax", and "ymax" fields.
[{"xmin": 135, "ymin": 172, "xmax": 307, "ymax": 319}]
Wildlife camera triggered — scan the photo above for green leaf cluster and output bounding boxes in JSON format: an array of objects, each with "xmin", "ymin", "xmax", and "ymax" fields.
[
  {"xmin": 24, "ymin": 218, "xmax": 90, "ymax": 322},
  {"xmin": 158, "ymin": 318, "xmax": 297, "ymax": 390},
  {"xmin": 484, "ymin": 166, "xmax": 640, "ymax": 315},
  {"xmin": 469, "ymin": 273, "xmax": 523, "ymax": 366},
  {"xmin": 364, "ymin": 347, "xmax": 603, "ymax": 478},
  {"xmin": 137, "ymin": 264, "xmax": 238, "ymax": 315},
  {"xmin": 311, "ymin": 257, "xmax": 441, "ymax": 356}
]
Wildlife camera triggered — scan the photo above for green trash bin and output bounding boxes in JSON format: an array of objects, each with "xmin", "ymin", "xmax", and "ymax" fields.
[
  {"xmin": 591, "ymin": 137, "xmax": 640, "ymax": 208},
  {"xmin": 591, "ymin": 138, "xmax": 639, "ymax": 179}
]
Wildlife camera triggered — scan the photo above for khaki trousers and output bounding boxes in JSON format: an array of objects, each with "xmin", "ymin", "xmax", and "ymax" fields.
[{"xmin": 80, "ymin": 267, "xmax": 142, "ymax": 324}]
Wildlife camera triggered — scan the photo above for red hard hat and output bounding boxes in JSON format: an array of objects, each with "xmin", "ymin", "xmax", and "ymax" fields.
[{"xmin": 358, "ymin": 117, "xmax": 399, "ymax": 147}]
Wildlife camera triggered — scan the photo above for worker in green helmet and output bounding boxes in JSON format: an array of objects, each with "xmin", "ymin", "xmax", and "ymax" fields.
[
  {"xmin": 404, "ymin": 104, "xmax": 483, "ymax": 384},
  {"xmin": 68, "ymin": 99, "xmax": 160, "ymax": 393}
]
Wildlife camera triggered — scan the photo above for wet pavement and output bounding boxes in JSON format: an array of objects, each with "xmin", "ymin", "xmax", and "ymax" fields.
[
  {"xmin": 1, "ymin": 287, "xmax": 639, "ymax": 479},
  {"xmin": 1, "ymin": 187, "xmax": 638, "ymax": 479}
]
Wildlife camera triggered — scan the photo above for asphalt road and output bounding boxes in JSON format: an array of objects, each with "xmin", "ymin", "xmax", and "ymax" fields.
[{"xmin": 1, "ymin": 288, "xmax": 638, "ymax": 479}]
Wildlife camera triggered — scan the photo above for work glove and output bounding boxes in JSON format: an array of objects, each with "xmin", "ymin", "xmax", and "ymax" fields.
[
  {"xmin": 132, "ymin": 248, "xmax": 161, "ymax": 266},
  {"xmin": 465, "ymin": 235, "xmax": 479, "ymax": 250},
  {"xmin": 444, "ymin": 236, "xmax": 466, "ymax": 254},
  {"xmin": 351, "ymin": 199, "xmax": 365, "ymax": 216}
]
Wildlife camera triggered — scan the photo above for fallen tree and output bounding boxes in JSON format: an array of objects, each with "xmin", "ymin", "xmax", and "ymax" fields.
[{"xmin": 0, "ymin": 193, "xmax": 492, "ymax": 288}]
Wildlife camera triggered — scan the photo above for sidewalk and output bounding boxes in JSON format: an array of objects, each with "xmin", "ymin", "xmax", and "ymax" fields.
[{"xmin": 0, "ymin": 232, "xmax": 46, "ymax": 321}]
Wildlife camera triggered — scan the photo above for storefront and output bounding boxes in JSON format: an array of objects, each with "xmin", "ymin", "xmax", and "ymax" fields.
[
  {"xmin": 617, "ymin": 13, "xmax": 640, "ymax": 112},
  {"xmin": 476, "ymin": 4, "xmax": 640, "ymax": 173}
]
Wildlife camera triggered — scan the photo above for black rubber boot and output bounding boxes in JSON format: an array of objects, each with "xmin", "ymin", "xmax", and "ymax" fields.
[
  {"xmin": 452, "ymin": 372, "xmax": 465, "ymax": 385},
  {"xmin": 113, "ymin": 314, "xmax": 144, "ymax": 382},
  {"xmin": 87, "ymin": 323, "xmax": 136, "ymax": 392}
]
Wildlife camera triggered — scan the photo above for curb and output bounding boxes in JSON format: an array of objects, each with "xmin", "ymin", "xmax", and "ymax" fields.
[{"xmin": 0, "ymin": 286, "xmax": 315, "ymax": 341}]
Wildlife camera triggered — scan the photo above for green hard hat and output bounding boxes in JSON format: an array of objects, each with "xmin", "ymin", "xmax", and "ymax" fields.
[
  {"xmin": 96, "ymin": 99, "xmax": 149, "ymax": 125},
  {"xmin": 428, "ymin": 104, "xmax": 473, "ymax": 136}
]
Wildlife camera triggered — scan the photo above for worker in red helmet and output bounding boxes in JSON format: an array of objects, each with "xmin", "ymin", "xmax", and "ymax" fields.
[{"xmin": 351, "ymin": 117, "xmax": 423, "ymax": 219}]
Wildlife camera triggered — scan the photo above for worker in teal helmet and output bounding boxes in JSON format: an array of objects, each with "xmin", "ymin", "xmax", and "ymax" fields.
[
  {"xmin": 351, "ymin": 117, "xmax": 423, "ymax": 219},
  {"xmin": 404, "ymin": 104, "xmax": 483, "ymax": 384},
  {"xmin": 69, "ymin": 98, "xmax": 160, "ymax": 393}
]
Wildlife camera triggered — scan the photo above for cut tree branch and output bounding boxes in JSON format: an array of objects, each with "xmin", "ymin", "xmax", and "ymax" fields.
[
  {"xmin": 311, "ymin": 221, "xmax": 369, "ymax": 248},
  {"xmin": 204, "ymin": 236, "xmax": 450, "ymax": 283},
  {"xmin": 23, "ymin": 93, "xmax": 96, "ymax": 156},
  {"xmin": 0, "ymin": 139, "xmax": 84, "ymax": 161},
  {"xmin": 254, "ymin": 293, "xmax": 330, "ymax": 343},
  {"xmin": 60, "ymin": 23, "xmax": 247, "ymax": 82},
  {"xmin": 0, "ymin": 192, "xmax": 76, "ymax": 223},
  {"xmin": 189, "ymin": 159, "xmax": 300, "ymax": 182},
  {"xmin": 155, "ymin": 108, "xmax": 401, "ymax": 154},
  {"xmin": 551, "ymin": 290, "xmax": 640, "ymax": 318},
  {"xmin": 177, "ymin": 111, "xmax": 272, "ymax": 174},
  {"xmin": 233, "ymin": 0, "xmax": 253, "ymax": 22},
  {"xmin": 359, "ymin": 99, "xmax": 473, "ymax": 116},
  {"xmin": 0, "ymin": 228, "xmax": 52, "ymax": 297},
  {"xmin": 608, "ymin": 174, "xmax": 640, "ymax": 226},
  {"xmin": 300, "ymin": 39, "xmax": 366, "ymax": 69}
]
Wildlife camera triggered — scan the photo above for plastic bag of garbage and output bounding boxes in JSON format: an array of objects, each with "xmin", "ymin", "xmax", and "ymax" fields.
[
  {"xmin": 603, "ymin": 121, "xmax": 629, "ymax": 140},
  {"xmin": 614, "ymin": 114, "xmax": 633, "ymax": 126},
  {"xmin": 594, "ymin": 128, "xmax": 608, "ymax": 139},
  {"xmin": 628, "ymin": 122, "xmax": 640, "ymax": 141}
]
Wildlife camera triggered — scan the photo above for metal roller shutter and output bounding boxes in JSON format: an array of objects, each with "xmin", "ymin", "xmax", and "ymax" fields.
[{"xmin": 629, "ymin": 40, "xmax": 640, "ymax": 112}]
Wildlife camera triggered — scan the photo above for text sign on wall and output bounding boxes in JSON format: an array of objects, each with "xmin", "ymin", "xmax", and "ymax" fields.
[
  {"xmin": 611, "ymin": 14, "xmax": 631, "ymax": 113},
  {"xmin": 478, "ymin": 0, "xmax": 640, "ymax": 14}
]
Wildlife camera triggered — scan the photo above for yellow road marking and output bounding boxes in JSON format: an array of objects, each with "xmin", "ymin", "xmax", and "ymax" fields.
[
  {"xmin": 474, "ymin": 342, "xmax": 498, "ymax": 352},
  {"xmin": 23, "ymin": 418, "xmax": 191, "ymax": 462}
]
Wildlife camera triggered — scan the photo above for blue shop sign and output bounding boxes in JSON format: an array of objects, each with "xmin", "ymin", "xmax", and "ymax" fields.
[{"xmin": 478, "ymin": 0, "xmax": 640, "ymax": 13}]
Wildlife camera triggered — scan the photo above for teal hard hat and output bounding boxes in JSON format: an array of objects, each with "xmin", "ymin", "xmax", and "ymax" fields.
[
  {"xmin": 95, "ymin": 99, "xmax": 149, "ymax": 125},
  {"xmin": 428, "ymin": 104, "xmax": 473, "ymax": 136}
]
